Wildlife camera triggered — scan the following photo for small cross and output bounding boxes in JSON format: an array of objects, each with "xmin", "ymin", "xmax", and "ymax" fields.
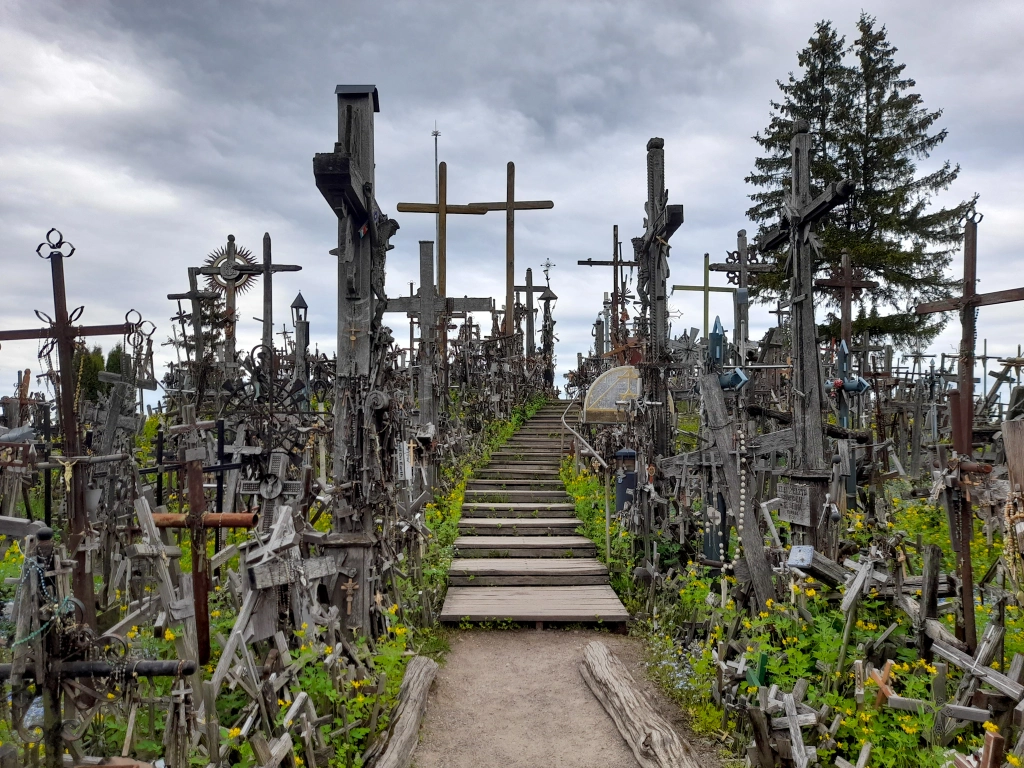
[{"xmin": 340, "ymin": 577, "xmax": 360, "ymax": 617}]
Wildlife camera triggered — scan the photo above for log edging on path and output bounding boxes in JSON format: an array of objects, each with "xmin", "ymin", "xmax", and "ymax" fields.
[
  {"xmin": 580, "ymin": 640, "xmax": 701, "ymax": 768},
  {"xmin": 367, "ymin": 655, "xmax": 440, "ymax": 768}
]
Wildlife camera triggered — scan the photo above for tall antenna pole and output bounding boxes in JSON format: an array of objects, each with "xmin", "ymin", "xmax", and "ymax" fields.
[{"xmin": 432, "ymin": 121, "xmax": 440, "ymax": 285}]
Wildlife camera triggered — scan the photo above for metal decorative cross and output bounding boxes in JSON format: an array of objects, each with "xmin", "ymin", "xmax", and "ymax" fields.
[{"xmin": 0, "ymin": 230, "xmax": 137, "ymax": 629}]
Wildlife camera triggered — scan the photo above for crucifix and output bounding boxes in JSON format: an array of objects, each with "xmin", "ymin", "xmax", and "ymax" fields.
[
  {"xmin": 758, "ymin": 120, "xmax": 855, "ymax": 550},
  {"xmin": 0, "ymin": 230, "xmax": 137, "ymax": 630},
  {"xmin": 915, "ymin": 211, "xmax": 1024, "ymax": 650},
  {"xmin": 814, "ymin": 250, "xmax": 878, "ymax": 344},
  {"xmin": 671, "ymin": 253, "xmax": 736, "ymax": 340},
  {"xmin": 258, "ymin": 232, "xmax": 303, "ymax": 356},
  {"xmin": 468, "ymin": 162, "xmax": 554, "ymax": 337},
  {"xmin": 396, "ymin": 162, "xmax": 488, "ymax": 298}
]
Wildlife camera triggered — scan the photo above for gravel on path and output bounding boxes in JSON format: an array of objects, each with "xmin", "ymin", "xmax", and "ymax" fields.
[{"xmin": 412, "ymin": 628, "xmax": 721, "ymax": 768}]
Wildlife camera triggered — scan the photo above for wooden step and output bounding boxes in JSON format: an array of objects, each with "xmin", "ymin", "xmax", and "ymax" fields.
[
  {"xmin": 454, "ymin": 535, "xmax": 596, "ymax": 558},
  {"xmin": 449, "ymin": 558, "xmax": 609, "ymax": 586},
  {"xmin": 457, "ymin": 518, "xmax": 580, "ymax": 536},
  {"xmin": 476, "ymin": 469, "xmax": 560, "ymax": 478},
  {"xmin": 463, "ymin": 501, "xmax": 575, "ymax": 512},
  {"xmin": 464, "ymin": 489, "xmax": 571, "ymax": 501},
  {"xmin": 461, "ymin": 506, "xmax": 576, "ymax": 519},
  {"xmin": 439, "ymin": 585, "xmax": 629, "ymax": 623}
]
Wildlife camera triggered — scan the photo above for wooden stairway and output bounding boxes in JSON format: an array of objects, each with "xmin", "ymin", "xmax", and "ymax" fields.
[{"xmin": 439, "ymin": 402, "xmax": 630, "ymax": 626}]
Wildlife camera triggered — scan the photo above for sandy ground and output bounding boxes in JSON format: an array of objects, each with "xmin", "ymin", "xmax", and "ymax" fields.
[{"xmin": 412, "ymin": 628, "xmax": 721, "ymax": 768}]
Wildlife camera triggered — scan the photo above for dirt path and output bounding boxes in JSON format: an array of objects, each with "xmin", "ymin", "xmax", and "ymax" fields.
[{"xmin": 413, "ymin": 628, "xmax": 720, "ymax": 768}]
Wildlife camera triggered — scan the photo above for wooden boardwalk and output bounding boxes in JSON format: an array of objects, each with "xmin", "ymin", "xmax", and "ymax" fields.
[{"xmin": 439, "ymin": 402, "xmax": 630, "ymax": 625}]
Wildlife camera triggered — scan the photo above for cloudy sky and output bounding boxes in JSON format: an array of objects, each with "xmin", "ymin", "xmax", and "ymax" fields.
[{"xmin": 2, "ymin": 0, "xmax": 1023, "ymax": 401}]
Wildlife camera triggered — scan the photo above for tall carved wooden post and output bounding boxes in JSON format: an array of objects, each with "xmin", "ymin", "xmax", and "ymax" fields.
[
  {"xmin": 634, "ymin": 138, "xmax": 684, "ymax": 456},
  {"xmin": 313, "ymin": 84, "xmax": 385, "ymax": 636},
  {"xmin": 760, "ymin": 120, "xmax": 854, "ymax": 551}
]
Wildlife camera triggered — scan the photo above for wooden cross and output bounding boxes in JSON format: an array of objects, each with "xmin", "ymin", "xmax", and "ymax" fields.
[
  {"xmin": 386, "ymin": 240, "xmax": 491, "ymax": 421},
  {"xmin": 814, "ymin": 251, "xmax": 879, "ymax": 344},
  {"xmin": 468, "ymin": 162, "xmax": 554, "ymax": 337},
  {"xmin": 258, "ymin": 232, "xmax": 302, "ymax": 355},
  {"xmin": 671, "ymin": 253, "xmax": 736, "ymax": 339},
  {"xmin": 167, "ymin": 268, "xmax": 218, "ymax": 362},
  {"xmin": 578, "ymin": 225, "xmax": 639, "ymax": 344},
  {"xmin": 513, "ymin": 268, "xmax": 550, "ymax": 355},
  {"xmin": 0, "ymin": 230, "xmax": 137, "ymax": 630},
  {"xmin": 757, "ymin": 121, "xmax": 855, "ymax": 552},
  {"xmin": 709, "ymin": 230, "xmax": 774, "ymax": 289},
  {"xmin": 396, "ymin": 161, "xmax": 488, "ymax": 297},
  {"xmin": 915, "ymin": 212, "xmax": 1024, "ymax": 650},
  {"xmin": 710, "ymin": 230, "xmax": 773, "ymax": 356}
]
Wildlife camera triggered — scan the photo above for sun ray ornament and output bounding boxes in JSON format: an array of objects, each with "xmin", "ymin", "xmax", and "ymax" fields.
[{"xmin": 203, "ymin": 240, "xmax": 259, "ymax": 295}]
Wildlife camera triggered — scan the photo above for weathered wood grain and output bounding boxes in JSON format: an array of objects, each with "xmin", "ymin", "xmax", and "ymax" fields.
[
  {"xmin": 579, "ymin": 641, "xmax": 700, "ymax": 768},
  {"xmin": 370, "ymin": 656, "xmax": 439, "ymax": 768}
]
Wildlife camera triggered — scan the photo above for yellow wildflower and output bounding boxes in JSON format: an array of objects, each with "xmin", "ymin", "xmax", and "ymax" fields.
[
  {"xmin": 164, "ymin": 629, "xmax": 176, "ymax": 641},
  {"xmin": 805, "ymin": 588, "xmax": 816, "ymax": 598},
  {"xmin": 211, "ymin": 610, "xmax": 221, "ymax": 618},
  {"xmin": 983, "ymin": 721, "xmax": 999, "ymax": 733},
  {"xmin": 107, "ymin": 692, "xmax": 115, "ymax": 700},
  {"xmin": 229, "ymin": 727, "xmax": 242, "ymax": 740}
]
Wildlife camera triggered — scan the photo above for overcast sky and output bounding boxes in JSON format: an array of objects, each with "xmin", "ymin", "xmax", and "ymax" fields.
[{"xmin": 2, "ymin": 0, "xmax": 1023, "ymax": 402}]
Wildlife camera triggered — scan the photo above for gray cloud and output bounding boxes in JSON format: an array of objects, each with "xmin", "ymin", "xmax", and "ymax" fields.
[{"xmin": 2, "ymin": 0, "xmax": 1022, "ymax": 398}]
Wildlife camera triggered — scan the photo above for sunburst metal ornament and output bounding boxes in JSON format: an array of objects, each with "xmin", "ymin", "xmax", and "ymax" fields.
[{"xmin": 203, "ymin": 242, "xmax": 258, "ymax": 294}]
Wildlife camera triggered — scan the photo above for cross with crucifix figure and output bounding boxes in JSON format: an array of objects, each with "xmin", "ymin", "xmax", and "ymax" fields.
[
  {"xmin": 468, "ymin": 162, "xmax": 554, "ymax": 337},
  {"xmin": 814, "ymin": 250, "xmax": 878, "ymax": 344},
  {"xmin": 0, "ymin": 230, "xmax": 139, "ymax": 630},
  {"xmin": 672, "ymin": 253, "xmax": 736, "ymax": 340},
  {"xmin": 914, "ymin": 210, "xmax": 1024, "ymax": 650},
  {"xmin": 757, "ymin": 120, "xmax": 855, "ymax": 550}
]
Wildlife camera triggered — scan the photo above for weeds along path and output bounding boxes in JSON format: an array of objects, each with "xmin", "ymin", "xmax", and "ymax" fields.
[{"xmin": 414, "ymin": 629, "xmax": 717, "ymax": 768}]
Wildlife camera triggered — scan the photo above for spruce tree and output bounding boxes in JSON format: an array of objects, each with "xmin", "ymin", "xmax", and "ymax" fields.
[{"xmin": 746, "ymin": 14, "xmax": 974, "ymax": 346}]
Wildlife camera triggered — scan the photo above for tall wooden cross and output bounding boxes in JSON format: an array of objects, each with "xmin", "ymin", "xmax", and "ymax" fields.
[
  {"xmin": 514, "ymin": 267, "xmax": 549, "ymax": 355},
  {"xmin": 0, "ymin": 230, "xmax": 136, "ymax": 629},
  {"xmin": 259, "ymin": 232, "xmax": 302, "ymax": 355},
  {"xmin": 167, "ymin": 268, "xmax": 218, "ymax": 362},
  {"xmin": 468, "ymin": 162, "xmax": 554, "ymax": 337},
  {"xmin": 385, "ymin": 241, "xmax": 492, "ymax": 429},
  {"xmin": 710, "ymin": 229, "xmax": 773, "ymax": 353},
  {"xmin": 671, "ymin": 253, "xmax": 736, "ymax": 339},
  {"xmin": 396, "ymin": 162, "xmax": 488, "ymax": 297},
  {"xmin": 915, "ymin": 212, "xmax": 1024, "ymax": 649},
  {"xmin": 814, "ymin": 250, "xmax": 878, "ymax": 344},
  {"xmin": 758, "ymin": 120, "xmax": 855, "ymax": 550},
  {"xmin": 578, "ymin": 225, "xmax": 639, "ymax": 345}
]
